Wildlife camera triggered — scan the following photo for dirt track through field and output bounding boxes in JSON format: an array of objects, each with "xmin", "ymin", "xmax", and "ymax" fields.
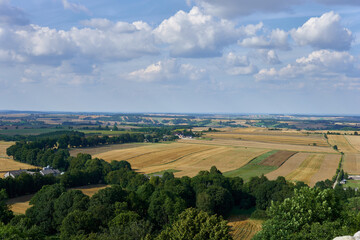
[
  {"xmin": 345, "ymin": 136, "xmax": 360, "ymax": 152},
  {"xmin": 266, "ymin": 153, "xmax": 309, "ymax": 180},
  {"xmin": 328, "ymin": 135, "xmax": 358, "ymax": 153}
]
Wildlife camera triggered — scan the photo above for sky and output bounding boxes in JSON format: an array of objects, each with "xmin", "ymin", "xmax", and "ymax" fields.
[{"xmin": 0, "ymin": 0, "xmax": 360, "ymax": 114}]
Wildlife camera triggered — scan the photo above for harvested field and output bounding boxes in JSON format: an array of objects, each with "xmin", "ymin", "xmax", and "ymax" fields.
[
  {"xmin": 309, "ymin": 154, "xmax": 340, "ymax": 186},
  {"xmin": 286, "ymin": 154, "xmax": 325, "ymax": 186},
  {"xmin": 266, "ymin": 153, "xmax": 310, "ymax": 180},
  {"xmin": 228, "ymin": 216, "xmax": 263, "ymax": 240},
  {"xmin": 261, "ymin": 151, "xmax": 297, "ymax": 167},
  {"xmin": 178, "ymin": 139, "xmax": 335, "ymax": 153},
  {"xmin": 343, "ymin": 154, "xmax": 360, "ymax": 174},
  {"xmin": 7, "ymin": 184, "xmax": 109, "ymax": 214},
  {"xmin": 0, "ymin": 141, "xmax": 37, "ymax": 177},
  {"xmin": 345, "ymin": 136, "xmax": 360, "ymax": 152},
  {"xmin": 328, "ymin": 135, "xmax": 358, "ymax": 153},
  {"xmin": 70, "ymin": 143, "xmax": 146, "ymax": 157},
  {"xmin": 205, "ymin": 132, "xmax": 328, "ymax": 146},
  {"xmin": 93, "ymin": 142, "xmax": 267, "ymax": 177}
]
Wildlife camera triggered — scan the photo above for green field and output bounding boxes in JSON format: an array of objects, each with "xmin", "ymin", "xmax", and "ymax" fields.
[
  {"xmin": 0, "ymin": 128, "xmax": 61, "ymax": 136},
  {"xmin": 343, "ymin": 180, "xmax": 360, "ymax": 189},
  {"xmin": 223, "ymin": 150, "xmax": 278, "ymax": 180},
  {"xmin": 78, "ymin": 130, "xmax": 133, "ymax": 135}
]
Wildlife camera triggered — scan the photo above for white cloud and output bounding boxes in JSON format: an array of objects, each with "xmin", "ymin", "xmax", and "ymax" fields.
[
  {"xmin": 127, "ymin": 59, "xmax": 206, "ymax": 82},
  {"xmin": 61, "ymin": 0, "xmax": 90, "ymax": 14},
  {"xmin": 291, "ymin": 11, "xmax": 353, "ymax": 50},
  {"xmin": 0, "ymin": 19, "xmax": 158, "ymax": 66},
  {"xmin": 224, "ymin": 52, "xmax": 258, "ymax": 75},
  {"xmin": 192, "ymin": 0, "xmax": 301, "ymax": 18},
  {"xmin": 255, "ymin": 50, "xmax": 358, "ymax": 81},
  {"xmin": 239, "ymin": 28, "xmax": 289, "ymax": 50},
  {"xmin": 257, "ymin": 49, "xmax": 281, "ymax": 65},
  {"xmin": 154, "ymin": 7, "xmax": 250, "ymax": 58}
]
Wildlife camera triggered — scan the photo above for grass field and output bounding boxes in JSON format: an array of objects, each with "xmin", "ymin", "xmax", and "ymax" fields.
[
  {"xmin": 78, "ymin": 130, "xmax": 133, "ymax": 135},
  {"xmin": 205, "ymin": 132, "xmax": 328, "ymax": 146},
  {"xmin": 178, "ymin": 138, "xmax": 335, "ymax": 153},
  {"xmin": 223, "ymin": 151, "xmax": 278, "ymax": 180},
  {"xmin": 228, "ymin": 216, "xmax": 263, "ymax": 240},
  {"xmin": 7, "ymin": 184, "xmax": 109, "ymax": 214},
  {"xmin": 0, "ymin": 128, "xmax": 60, "ymax": 136},
  {"xmin": 0, "ymin": 141, "xmax": 37, "ymax": 177},
  {"xmin": 345, "ymin": 136, "xmax": 360, "ymax": 152},
  {"xmin": 343, "ymin": 154, "xmax": 360, "ymax": 174},
  {"xmin": 342, "ymin": 180, "xmax": 360, "ymax": 189},
  {"xmin": 327, "ymin": 135, "xmax": 358, "ymax": 153},
  {"xmin": 92, "ymin": 142, "xmax": 268, "ymax": 177}
]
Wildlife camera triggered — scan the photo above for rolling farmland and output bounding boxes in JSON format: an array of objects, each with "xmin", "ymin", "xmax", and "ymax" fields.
[
  {"xmin": 343, "ymin": 154, "xmax": 360, "ymax": 174},
  {"xmin": 327, "ymin": 135, "xmax": 358, "ymax": 153},
  {"xmin": 93, "ymin": 142, "xmax": 268, "ymax": 177},
  {"xmin": 0, "ymin": 141, "xmax": 37, "ymax": 177},
  {"xmin": 345, "ymin": 136, "xmax": 360, "ymax": 152}
]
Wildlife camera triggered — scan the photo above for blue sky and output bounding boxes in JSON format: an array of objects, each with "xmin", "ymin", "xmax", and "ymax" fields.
[{"xmin": 0, "ymin": 0, "xmax": 360, "ymax": 114}]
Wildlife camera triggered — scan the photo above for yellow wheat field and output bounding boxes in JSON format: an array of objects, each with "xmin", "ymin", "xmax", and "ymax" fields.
[
  {"xmin": 7, "ymin": 184, "xmax": 109, "ymax": 214},
  {"xmin": 0, "ymin": 141, "xmax": 37, "ymax": 177},
  {"xmin": 228, "ymin": 216, "xmax": 263, "ymax": 240},
  {"xmin": 266, "ymin": 153, "xmax": 310, "ymax": 180},
  {"xmin": 343, "ymin": 154, "xmax": 360, "ymax": 174},
  {"xmin": 205, "ymin": 132, "xmax": 328, "ymax": 147},
  {"xmin": 286, "ymin": 154, "xmax": 325, "ymax": 186},
  {"xmin": 345, "ymin": 136, "xmax": 360, "ymax": 152},
  {"xmin": 93, "ymin": 142, "xmax": 267, "ymax": 177},
  {"xmin": 309, "ymin": 154, "xmax": 340, "ymax": 186},
  {"xmin": 327, "ymin": 135, "xmax": 358, "ymax": 153},
  {"xmin": 178, "ymin": 138, "xmax": 335, "ymax": 153}
]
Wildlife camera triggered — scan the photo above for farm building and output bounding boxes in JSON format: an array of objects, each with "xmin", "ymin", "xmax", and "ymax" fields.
[
  {"xmin": 4, "ymin": 169, "xmax": 35, "ymax": 178},
  {"xmin": 40, "ymin": 166, "xmax": 61, "ymax": 176}
]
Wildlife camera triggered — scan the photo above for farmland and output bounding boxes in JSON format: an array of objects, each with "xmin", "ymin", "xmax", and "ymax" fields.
[
  {"xmin": 0, "ymin": 141, "xmax": 37, "ymax": 177},
  {"xmin": 7, "ymin": 184, "xmax": 109, "ymax": 214},
  {"xmin": 343, "ymin": 154, "xmax": 360, "ymax": 174},
  {"xmin": 92, "ymin": 142, "xmax": 268, "ymax": 177},
  {"xmin": 228, "ymin": 216, "xmax": 263, "ymax": 240},
  {"xmin": 345, "ymin": 135, "xmax": 360, "ymax": 152},
  {"xmin": 327, "ymin": 135, "xmax": 358, "ymax": 153}
]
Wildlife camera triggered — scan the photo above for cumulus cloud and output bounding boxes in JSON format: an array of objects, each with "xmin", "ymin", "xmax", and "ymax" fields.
[
  {"xmin": 239, "ymin": 28, "xmax": 289, "ymax": 50},
  {"xmin": 0, "ymin": 0, "xmax": 29, "ymax": 25},
  {"xmin": 61, "ymin": 0, "xmax": 90, "ymax": 14},
  {"xmin": 291, "ymin": 11, "xmax": 353, "ymax": 50},
  {"xmin": 154, "ymin": 7, "xmax": 254, "ymax": 58},
  {"xmin": 127, "ymin": 59, "xmax": 207, "ymax": 82},
  {"xmin": 191, "ymin": 0, "xmax": 301, "ymax": 18},
  {"xmin": 0, "ymin": 19, "xmax": 158, "ymax": 67},
  {"xmin": 257, "ymin": 49, "xmax": 281, "ymax": 65},
  {"xmin": 255, "ymin": 50, "xmax": 358, "ymax": 81},
  {"xmin": 224, "ymin": 52, "xmax": 258, "ymax": 75}
]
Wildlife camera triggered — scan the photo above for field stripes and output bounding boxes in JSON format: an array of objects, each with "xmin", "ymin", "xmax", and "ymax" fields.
[
  {"xmin": 309, "ymin": 154, "xmax": 340, "ymax": 186},
  {"xmin": 345, "ymin": 136, "xmax": 360, "ymax": 152},
  {"xmin": 205, "ymin": 132, "xmax": 328, "ymax": 146},
  {"xmin": 266, "ymin": 153, "xmax": 310, "ymax": 181},
  {"xmin": 343, "ymin": 154, "xmax": 360, "ymax": 174},
  {"xmin": 286, "ymin": 154, "xmax": 325, "ymax": 185},
  {"xmin": 328, "ymin": 135, "xmax": 358, "ymax": 153},
  {"xmin": 178, "ymin": 139, "xmax": 336, "ymax": 153},
  {"xmin": 228, "ymin": 217, "xmax": 263, "ymax": 240}
]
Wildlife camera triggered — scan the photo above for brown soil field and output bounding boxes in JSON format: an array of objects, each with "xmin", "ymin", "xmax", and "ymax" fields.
[
  {"xmin": 266, "ymin": 153, "xmax": 310, "ymax": 180},
  {"xmin": 343, "ymin": 154, "xmax": 360, "ymax": 174},
  {"xmin": 286, "ymin": 154, "xmax": 325, "ymax": 186},
  {"xmin": 261, "ymin": 151, "xmax": 297, "ymax": 167},
  {"xmin": 345, "ymin": 136, "xmax": 360, "ymax": 152},
  {"xmin": 205, "ymin": 132, "xmax": 328, "ymax": 146},
  {"xmin": 7, "ymin": 184, "xmax": 109, "ymax": 214},
  {"xmin": 70, "ymin": 143, "xmax": 146, "ymax": 157},
  {"xmin": 309, "ymin": 154, "xmax": 340, "ymax": 186},
  {"xmin": 0, "ymin": 141, "xmax": 38, "ymax": 177},
  {"xmin": 228, "ymin": 216, "xmax": 263, "ymax": 240},
  {"xmin": 93, "ymin": 142, "xmax": 267, "ymax": 177},
  {"xmin": 178, "ymin": 139, "xmax": 335, "ymax": 153},
  {"xmin": 327, "ymin": 135, "xmax": 358, "ymax": 153}
]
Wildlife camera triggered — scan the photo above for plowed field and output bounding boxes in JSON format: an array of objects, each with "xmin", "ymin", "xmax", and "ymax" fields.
[{"xmin": 261, "ymin": 151, "xmax": 297, "ymax": 167}]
